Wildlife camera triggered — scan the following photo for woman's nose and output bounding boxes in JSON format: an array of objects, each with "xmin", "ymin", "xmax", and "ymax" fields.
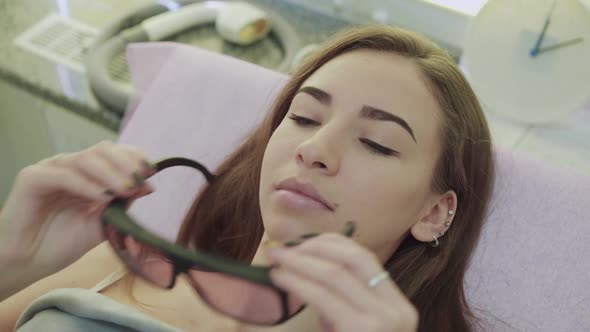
[{"xmin": 295, "ymin": 136, "xmax": 340, "ymax": 175}]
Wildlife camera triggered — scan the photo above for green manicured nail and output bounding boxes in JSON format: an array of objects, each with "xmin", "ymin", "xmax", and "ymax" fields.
[
  {"xmin": 341, "ymin": 221, "xmax": 356, "ymax": 237},
  {"xmin": 132, "ymin": 172, "xmax": 145, "ymax": 186},
  {"xmin": 142, "ymin": 160, "xmax": 157, "ymax": 172},
  {"xmin": 300, "ymin": 232, "xmax": 320, "ymax": 239}
]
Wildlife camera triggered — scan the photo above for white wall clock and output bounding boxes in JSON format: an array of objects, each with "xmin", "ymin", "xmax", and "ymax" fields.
[{"xmin": 463, "ymin": 0, "xmax": 590, "ymax": 124}]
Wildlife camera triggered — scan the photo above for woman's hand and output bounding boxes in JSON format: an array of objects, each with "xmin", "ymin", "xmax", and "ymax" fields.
[
  {"xmin": 0, "ymin": 141, "xmax": 155, "ymax": 294},
  {"xmin": 265, "ymin": 233, "xmax": 418, "ymax": 332}
]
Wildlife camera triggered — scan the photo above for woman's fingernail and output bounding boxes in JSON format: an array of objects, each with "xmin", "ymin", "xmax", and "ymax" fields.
[
  {"xmin": 300, "ymin": 232, "xmax": 320, "ymax": 239},
  {"xmin": 142, "ymin": 160, "xmax": 157, "ymax": 173},
  {"xmin": 125, "ymin": 172, "xmax": 145, "ymax": 190},
  {"xmin": 284, "ymin": 240, "xmax": 303, "ymax": 247},
  {"xmin": 341, "ymin": 221, "xmax": 356, "ymax": 237},
  {"xmin": 133, "ymin": 172, "xmax": 145, "ymax": 186}
]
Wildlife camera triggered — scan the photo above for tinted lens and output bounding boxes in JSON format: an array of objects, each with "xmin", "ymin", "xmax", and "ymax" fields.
[
  {"xmin": 103, "ymin": 223, "xmax": 175, "ymax": 288},
  {"xmin": 187, "ymin": 269, "xmax": 305, "ymax": 325}
]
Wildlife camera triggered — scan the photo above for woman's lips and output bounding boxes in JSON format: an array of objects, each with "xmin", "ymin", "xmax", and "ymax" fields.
[
  {"xmin": 274, "ymin": 177, "xmax": 335, "ymax": 212},
  {"xmin": 274, "ymin": 189, "xmax": 332, "ymax": 211}
]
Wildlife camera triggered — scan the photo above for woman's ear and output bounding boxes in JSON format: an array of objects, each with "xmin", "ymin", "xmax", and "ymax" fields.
[{"xmin": 410, "ymin": 191, "xmax": 457, "ymax": 243}]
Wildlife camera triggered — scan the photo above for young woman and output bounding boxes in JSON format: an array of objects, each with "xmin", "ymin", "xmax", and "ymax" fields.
[{"xmin": 0, "ymin": 25, "xmax": 494, "ymax": 332}]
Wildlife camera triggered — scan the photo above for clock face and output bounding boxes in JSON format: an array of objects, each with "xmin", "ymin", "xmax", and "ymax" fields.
[{"xmin": 463, "ymin": 0, "xmax": 590, "ymax": 124}]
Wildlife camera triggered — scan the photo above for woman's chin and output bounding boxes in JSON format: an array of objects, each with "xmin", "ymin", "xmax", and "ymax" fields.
[
  {"xmin": 262, "ymin": 210, "xmax": 343, "ymax": 244},
  {"xmin": 260, "ymin": 210, "xmax": 321, "ymax": 242},
  {"xmin": 263, "ymin": 219, "xmax": 309, "ymax": 243}
]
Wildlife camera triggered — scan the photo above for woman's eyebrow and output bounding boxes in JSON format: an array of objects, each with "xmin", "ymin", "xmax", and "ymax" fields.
[
  {"xmin": 296, "ymin": 86, "xmax": 332, "ymax": 105},
  {"xmin": 295, "ymin": 85, "xmax": 417, "ymax": 143},
  {"xmin": 360, "ymin": 106, "xmax": 417, "ymax": 143}
]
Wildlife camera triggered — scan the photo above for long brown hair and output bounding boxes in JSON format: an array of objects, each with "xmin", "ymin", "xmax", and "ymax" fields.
[{"xmin": 159, "ymin": 25, "xmax": 494, "ymax": 331}]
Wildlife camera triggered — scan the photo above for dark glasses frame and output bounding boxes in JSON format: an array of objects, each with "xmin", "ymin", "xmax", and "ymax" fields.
[{"xmin": 101, "ymin": 157, "xmax": 355, "ymax": 325}]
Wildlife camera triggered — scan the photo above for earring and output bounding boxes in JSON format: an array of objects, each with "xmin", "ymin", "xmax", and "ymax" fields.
[
  {"xmin": 431, "ymin": 234, "xmax": 439, "ymax": 247},
  {"xmin": 436, "ymin": 209, "xmax": 454, "ymax": 242}
]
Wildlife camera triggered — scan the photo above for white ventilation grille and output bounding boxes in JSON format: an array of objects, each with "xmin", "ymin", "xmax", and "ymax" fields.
[
  {"xmin": 109, "ymin": 51, "xmax": 131, "ymax": 83},
  {"xmin": 14, "ymin": 14, "xmax": 98, "ymax": 72}
]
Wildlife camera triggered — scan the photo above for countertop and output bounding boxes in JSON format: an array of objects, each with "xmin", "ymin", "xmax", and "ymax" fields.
[
  {"xmin": 1, "ymin": 0, "xmax": 588, "ymax": 176},
  {"xmin": 0, "ymin": 0, "xmax": 352, "ymax": 132}
]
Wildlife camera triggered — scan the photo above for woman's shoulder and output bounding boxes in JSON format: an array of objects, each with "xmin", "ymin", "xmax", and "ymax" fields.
[{"xmin": 0, "ymin": 240, "xmax": 123, "ymax": 331}]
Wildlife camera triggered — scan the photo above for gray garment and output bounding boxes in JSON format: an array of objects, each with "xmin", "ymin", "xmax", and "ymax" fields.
[{"xmin": 14, "ymin": 268, "xmax": 182, "ymax": 332}]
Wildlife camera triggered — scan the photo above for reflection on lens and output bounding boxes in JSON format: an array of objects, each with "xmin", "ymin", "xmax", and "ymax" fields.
[
  {"xmin": 104, "ymin": 223, "xmax": 175, "ymax": 288},
  {"xmin": 187, "ymin": 269, "xmax": 305, "ymax": 325}
]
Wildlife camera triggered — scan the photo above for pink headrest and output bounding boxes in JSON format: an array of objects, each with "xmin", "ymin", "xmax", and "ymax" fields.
[{"xmin": 119, "ymin": 42, "xmax": 590, "ymax": 331}]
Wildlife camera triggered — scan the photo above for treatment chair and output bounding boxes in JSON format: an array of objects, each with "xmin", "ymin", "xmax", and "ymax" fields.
[{"xmin": 117, "ymin": 42, "xmax": 590, "ymax": 331}]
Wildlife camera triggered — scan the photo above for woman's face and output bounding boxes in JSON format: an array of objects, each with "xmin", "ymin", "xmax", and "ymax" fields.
[{"xmin": 259, "ymin": 49, "xmax": 446, "ymax": 261}]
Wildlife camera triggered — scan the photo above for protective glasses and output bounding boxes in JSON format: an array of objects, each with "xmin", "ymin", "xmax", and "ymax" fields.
[{"xmin": 101, "ymin": 157, "xmax": 355, "ymax": 325}]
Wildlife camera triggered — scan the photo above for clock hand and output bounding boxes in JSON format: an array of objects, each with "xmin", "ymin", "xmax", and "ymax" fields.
[
  {"xmin": 530, "ymin": 0, "xmax": 558, "ymax": 57},
  {"xmin": 535, "ymin": 37, "xmax": 584, "ymax": 55}
]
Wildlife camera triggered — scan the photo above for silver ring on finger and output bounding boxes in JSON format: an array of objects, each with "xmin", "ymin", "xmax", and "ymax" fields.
[{"xmin": 367, "ymin": 271, "xmax": 390, "ymax": 288}]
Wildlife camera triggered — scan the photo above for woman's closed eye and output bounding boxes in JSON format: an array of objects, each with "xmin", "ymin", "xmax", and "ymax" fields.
[
  {"xmin": 359, "ymin": 138, "xmax": 399, "ymax": 156},
  {"xmin": 288, "ymin": 113, "xmax": 399, "ymax": 157},
  {"xmin": 288, "ymin": 113, "xmax": 320, "ymax": 126}
]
